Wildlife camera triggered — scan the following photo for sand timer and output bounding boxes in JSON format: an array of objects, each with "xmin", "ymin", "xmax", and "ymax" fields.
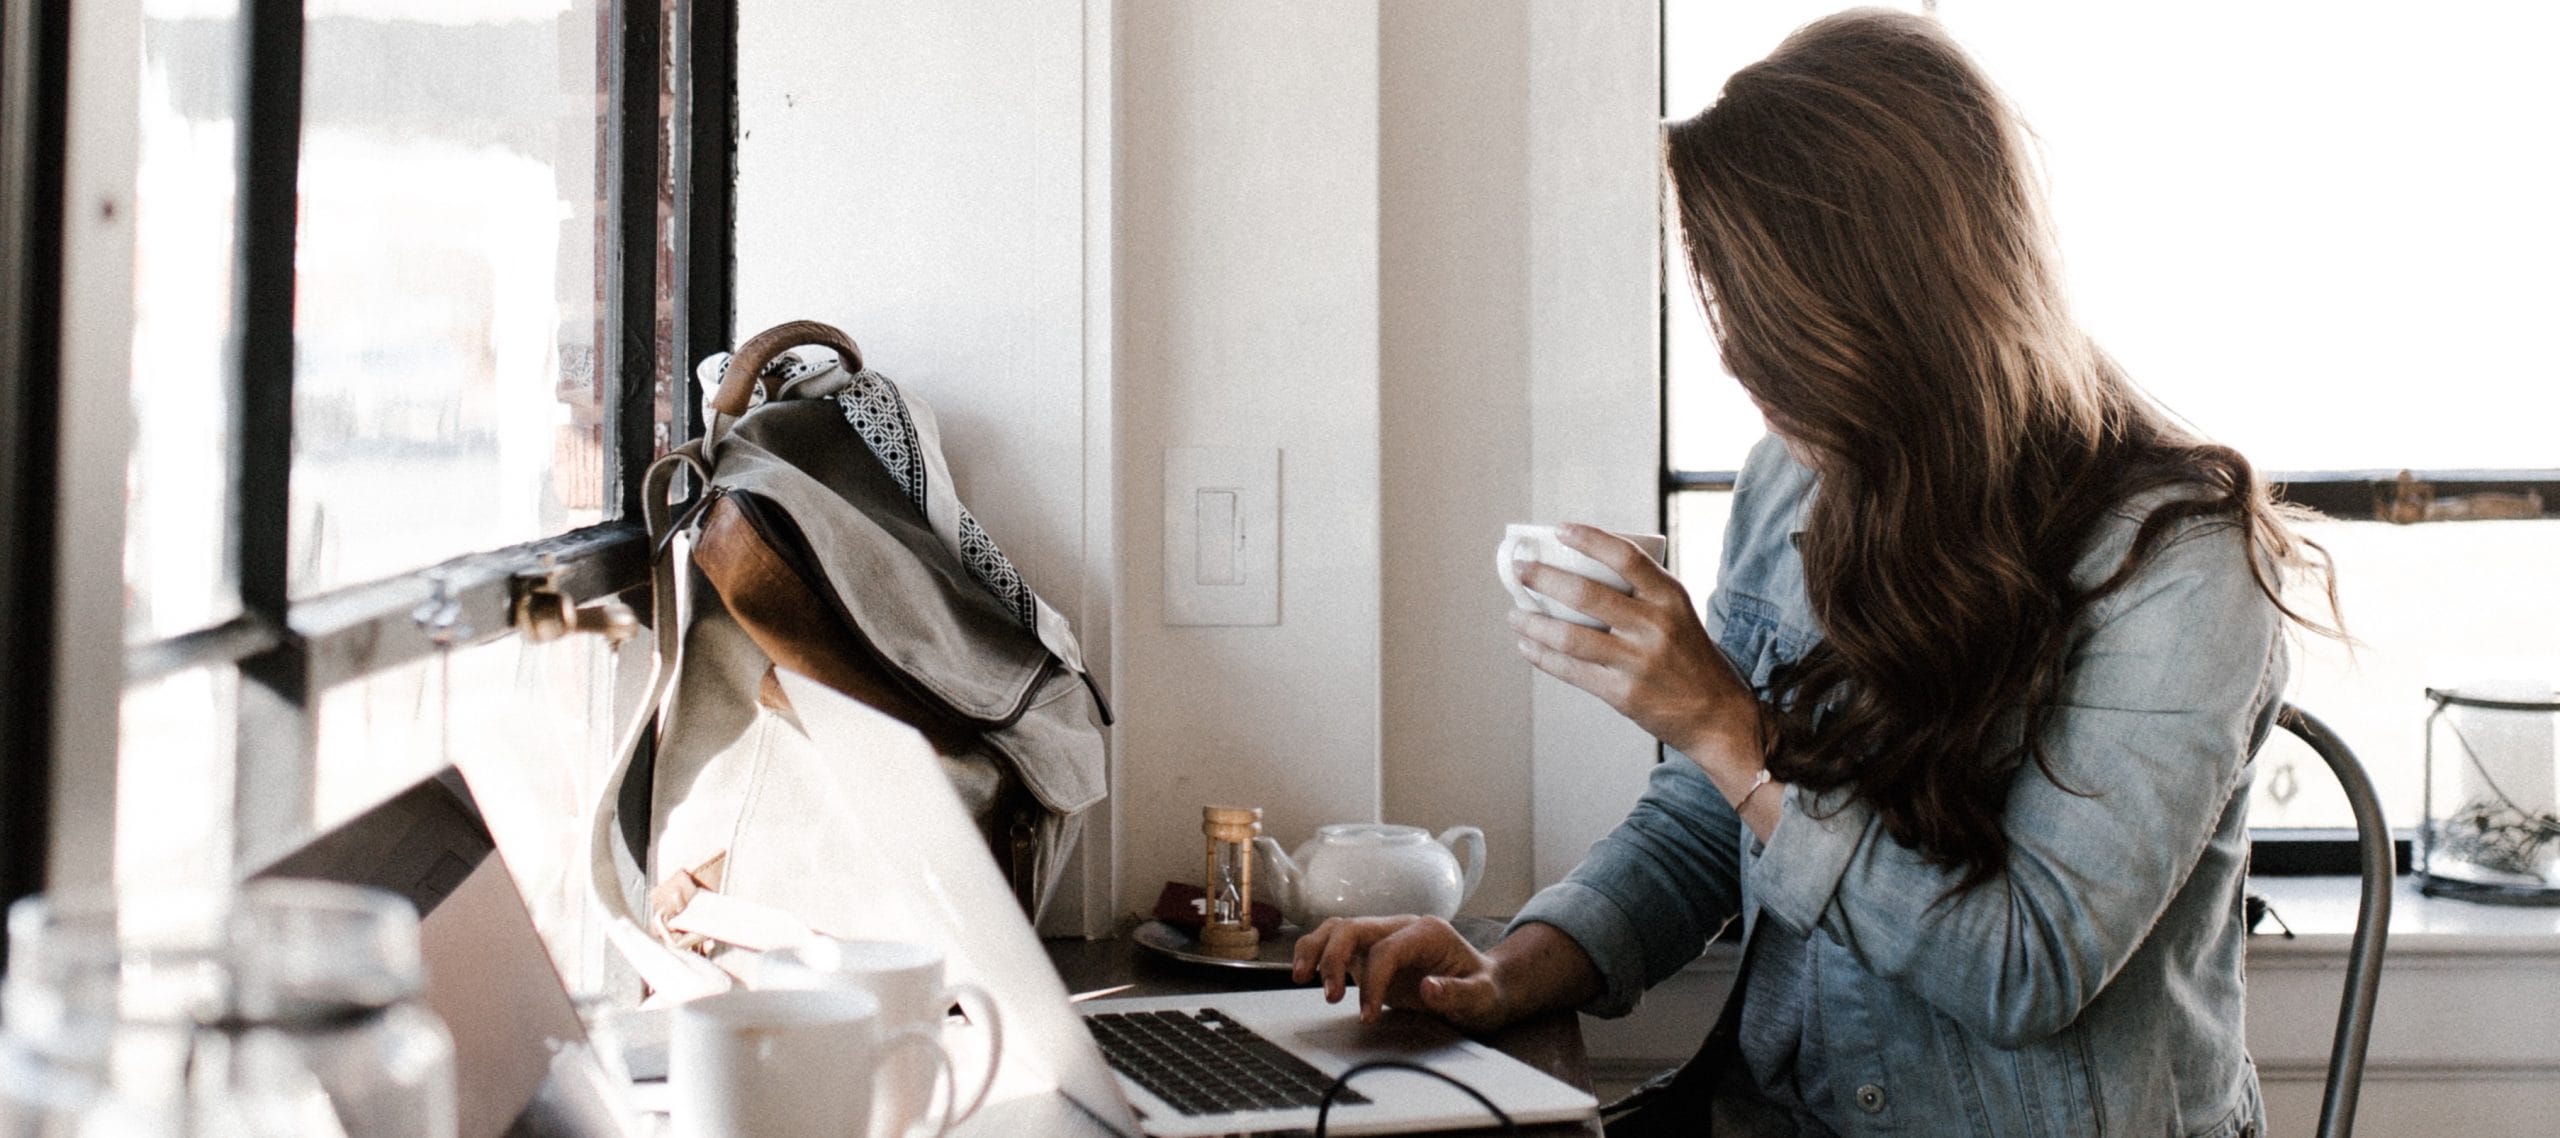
[{"xmin": 1200, "ymin": 806, "xmax": 1263, "ymax": 959}]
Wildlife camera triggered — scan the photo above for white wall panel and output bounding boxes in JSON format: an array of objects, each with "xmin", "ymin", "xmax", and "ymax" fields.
[
  {"xmin": 52, "ymin": 0, "xmax": 141, "ymax": 891},
  {"xmin": 1112, "ymin": 0, "xmax": 1386, "ymax": 909},
  {"xmin": 1524, "ymin": 1, "xmax": 1664, "ymax": 886},
  {"xmin": 735, "ymin": 0, "xmax": 1088, "ymax": 615},
  {"xmin": 1379, "ymin": 0, "xmax": 1538, "ymax": 914}
]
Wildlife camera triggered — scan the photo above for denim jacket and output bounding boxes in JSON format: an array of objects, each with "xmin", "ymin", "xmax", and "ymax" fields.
[{"xmin": 1515, "ymin": 435, "xmax": 2285, "ymax": 1137}]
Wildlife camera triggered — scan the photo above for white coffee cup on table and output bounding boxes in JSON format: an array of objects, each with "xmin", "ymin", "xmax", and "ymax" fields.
[
  {"xmin": 670, "ymin": 987, "xmax": 952, "ymax": 1138},
  {"xmin": 756, "ymin": 937, "xmax": 1003, "ymax": 1137},
  {"xmin": 1496, "ymin": 523, "xmax": 1670, "ymax": 629}
]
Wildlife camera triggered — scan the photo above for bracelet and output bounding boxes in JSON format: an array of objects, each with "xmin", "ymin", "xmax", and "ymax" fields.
[{"xmin": 1732, "ymin": 768, "xmax": 1775, "ymax": 813}]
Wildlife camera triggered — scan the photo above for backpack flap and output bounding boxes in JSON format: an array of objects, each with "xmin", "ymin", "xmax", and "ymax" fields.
[{"xmin": 701, "ymin": 398, "xmax": 1105, "ymax": 817}]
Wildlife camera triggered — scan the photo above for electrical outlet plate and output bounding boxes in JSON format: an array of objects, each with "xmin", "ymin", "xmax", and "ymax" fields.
[{"xmin": 1163, "ymin": 447, "xmax": 1279, "ymax": 626}]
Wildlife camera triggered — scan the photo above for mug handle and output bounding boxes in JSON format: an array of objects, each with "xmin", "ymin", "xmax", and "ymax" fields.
[
  {"xmin": 943, "ymin": 982, "xmax": 1006, "ymax": 1124},
  {"xmin": 1493, "ymin": 532, "xmax": 1540, "ymax": 612},
  {"xmin": 877, "ymin": 1025, "xmax": 959, "ymax": 1138},
  {"xmin": 1438, "ymin": 826, "xmax": 1486, "ymax": 906}
]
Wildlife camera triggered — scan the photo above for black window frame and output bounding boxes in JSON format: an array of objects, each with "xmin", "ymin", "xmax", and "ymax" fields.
[
  {"xmin": 2, "ymin": 0, "xmax": 737, "ymax": 909},
  {"xmin": 2, "ymin": 0, "xmax": 75, "ymax": 967}
]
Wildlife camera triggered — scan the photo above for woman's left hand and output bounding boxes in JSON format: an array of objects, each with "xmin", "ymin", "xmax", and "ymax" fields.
[{"xmin": 1508, "ymin": 524, "xmax": 1761, "ymax": 767}]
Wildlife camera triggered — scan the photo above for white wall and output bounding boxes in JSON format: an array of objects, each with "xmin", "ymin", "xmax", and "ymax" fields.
[
  {"xmin": 1113, "ymin": 0, "xmax": 1662, "ymax": 913},
  {"xmin": 734, "ymin": 0, "xmax": 1109, "ymax": 930},
  {"xmin": 49, "ymin": 0, "xmax": 142, "ymax": 892},
  {"xmin": 1519, "ymin": 1, "xmax": 1665, "ymax": 887},
  {"xmin": 1375, "ymin": 2, "xmax": 1663, "ymax": 908},
  {"xmin": 736, "ymin": 0, "xmax": 1664, "ymax": 921},
  {"xmin": 1113, "ymin": 1, "xmax": 1391, "ymax": 908},
  {"xmin": 734, "ymin": 2, "xmax": 1089, "ymax": 617},
  {"xmin": 1379, "ymin": 1, "xmax": 1538, "ymax": 911}
]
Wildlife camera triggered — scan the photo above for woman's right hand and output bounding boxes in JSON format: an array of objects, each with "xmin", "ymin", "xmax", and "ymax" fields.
[{"xmin": 1290, "ymin": 915, "xmax": 1513, "ymax": 1032}]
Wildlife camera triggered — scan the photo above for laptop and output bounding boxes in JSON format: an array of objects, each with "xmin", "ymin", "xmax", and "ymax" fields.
[
  {"xmin": 767, "ymin": 668, "xmax": 1599, "ymax": 1138},
  {"xmin": 251, "ymin": 767, "xmax": 632, "ymax": 1138}
]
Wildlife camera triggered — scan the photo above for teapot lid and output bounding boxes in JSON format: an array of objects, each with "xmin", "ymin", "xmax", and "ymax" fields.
[{"xmin": 1313, "ymin": 822, "xmax": 1429, "ymax": 845}]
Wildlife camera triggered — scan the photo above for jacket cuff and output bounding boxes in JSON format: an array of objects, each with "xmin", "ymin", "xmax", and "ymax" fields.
[
  {"xmin": 1507, "ymin": 881, "xmax": 1648, "ymax": 1018},
  {"xmin": 1743, "ymin": 785, "xmax": 1872, "ymax": 936}
]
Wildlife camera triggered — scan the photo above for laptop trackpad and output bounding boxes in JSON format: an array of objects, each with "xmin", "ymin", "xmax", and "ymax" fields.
[{"xmin": 1287, "ymin": 1012, "xmax": 1479, "ymax": 1065}]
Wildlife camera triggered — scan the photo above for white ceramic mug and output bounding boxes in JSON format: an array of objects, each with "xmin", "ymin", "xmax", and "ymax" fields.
[
  {"xmin": 1495, "ymin": 523, "xmax": 1670, "ymax": 629},
  {"xmin": 670, "ymin": 987, "xmax": 951, "ymax": 1138},
  {"xmin": 755, "ymin": 938, "xmax": 1004, "ymax": 1137}
]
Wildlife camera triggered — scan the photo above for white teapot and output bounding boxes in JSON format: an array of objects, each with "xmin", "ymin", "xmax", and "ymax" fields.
[{"xmin": 1253, "ymin": 823, "xmax": 1486, "ymax": 927}]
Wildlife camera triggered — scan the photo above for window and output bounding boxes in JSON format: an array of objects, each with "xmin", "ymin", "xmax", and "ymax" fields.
[
  {"xmin": 5, "ymin": 0, "xmax": 736, "ymax": 990},
  {"xmin": 2, "ymin": 0, "xmax": 75, "ymax": 941},
  {"xmin": 1663, "ymin": 2, "xmax": 2560, "ymax": 851}
]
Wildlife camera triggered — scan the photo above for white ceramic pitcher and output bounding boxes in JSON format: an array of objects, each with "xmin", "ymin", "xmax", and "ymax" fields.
[{"xmin": 1253, "ymin": 823, "xmax": 1486, "ymax": 927}]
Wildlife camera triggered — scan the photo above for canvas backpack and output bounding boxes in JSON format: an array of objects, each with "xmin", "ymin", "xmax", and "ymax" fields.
[{"xmin": 588, "ymin": 320, "xmax": 1109, "ymax": 992}]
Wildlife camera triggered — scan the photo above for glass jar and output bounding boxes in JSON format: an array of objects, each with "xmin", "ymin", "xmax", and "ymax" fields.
[
  {"xmin": 2421, "ymin": 684, "xmax": 2560, "ymax": 904},
  {"xmin": 0, "ymin": 881, "xmax": 457, "ymax": 1136},
  {"xmin": 1, "ymin": 889, "xmax": 123, "ymax": 1135}
]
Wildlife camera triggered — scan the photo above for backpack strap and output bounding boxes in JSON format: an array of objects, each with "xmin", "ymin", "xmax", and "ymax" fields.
[
  {"xmin": 586, "ymin": 442, "xmax": 735, "ymax": 1004},
  {"xmin": 709, "ymin": 320, "xmax": 863, "ymax": 416}
]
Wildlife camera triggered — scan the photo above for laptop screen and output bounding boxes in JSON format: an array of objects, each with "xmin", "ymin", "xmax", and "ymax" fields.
[
  {"xmin": 766, "ymin": 668, "xmax": 1143, "ymax": 1137},
  {"xmin": 252, "ymin": 767, "xmax": 625, "ymax": 1138}
]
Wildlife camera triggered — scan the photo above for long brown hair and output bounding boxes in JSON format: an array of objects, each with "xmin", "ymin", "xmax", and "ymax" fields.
[{"xmin": 1666, "ymin": 8, "xmax": 2336, "ymax": 890}]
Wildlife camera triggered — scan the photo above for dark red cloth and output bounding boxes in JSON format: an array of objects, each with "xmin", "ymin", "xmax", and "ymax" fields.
[{"xmin": 1151, "ymin": 881, "xmax": 1284, "ymax": 937}]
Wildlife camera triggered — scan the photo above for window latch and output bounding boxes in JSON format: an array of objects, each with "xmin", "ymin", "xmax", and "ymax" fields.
[
  {"xmin": 2376, "ymin": 471, "xmax": 2545, "ymax": 523},
  {"xmin": 513, "ymin": 555, "xmax": 639, "ymax": 646}
]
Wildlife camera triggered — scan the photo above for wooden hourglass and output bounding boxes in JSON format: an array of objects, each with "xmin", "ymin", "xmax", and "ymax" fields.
[{"xmin": 1200, "ymin": 806, "xmax": 1263, "ymax": 959}]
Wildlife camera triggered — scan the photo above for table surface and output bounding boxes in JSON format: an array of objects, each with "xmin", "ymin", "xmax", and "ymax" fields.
[{"xmin": 1044, "ymin": 918, "xmax": 1605, "ymax": 1138}]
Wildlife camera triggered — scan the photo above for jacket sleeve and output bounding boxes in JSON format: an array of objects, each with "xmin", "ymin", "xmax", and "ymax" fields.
[
  {"xmin": 1743, "ymin": 517, "xmax": 2285, "ymax": 1049},
  {"xmin": 1509, "ymin": 756, "xmax": 1746, "ymax": 1017},
  {"xmin": 1505, "ymin": 434, "xmax": 1802, "ymax": 1017}
]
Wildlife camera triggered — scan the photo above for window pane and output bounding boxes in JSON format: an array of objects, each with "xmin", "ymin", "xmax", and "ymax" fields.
[
  {"xmin": 127, "ymin": 2, "xmax": 245, "ymax": 642},
  {"xmin": 1664, "ymin": 3, "xmax": 2560, "ymax": 474},
  {"xmin": 1667, "ymin": 489, "xmax": 1733, "ymax": 596},
  {"xmin": 1934, "ymin": 1, "xmax": 2560, "ymax": 471},
  {"xmin": 2267, "ymin": 519, "xmax": 2560, "ymax": 829},
  {"xmin": 117, "ymin": 667, "xmax": 237, "ymax": 894},
  {"xmin": 1662, "ymin": 0, "xmax": 1928, "ymax": 475},
  {"xmin": 1664, "ymin": 237, "xmax": 1765, "ymax": 474},
  {"xmin": 313, "ymin": 630, "xmax": 638, "ymax": 994},
  {"xmin": 289, "ymin": 0, "xmax": 618, "ymax": 596}
]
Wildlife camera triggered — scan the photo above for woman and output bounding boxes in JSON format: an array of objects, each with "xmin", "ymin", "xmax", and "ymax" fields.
[{"xmin": 1295, "ymin": 9, "xmax": 2333, "ymax": 1136}]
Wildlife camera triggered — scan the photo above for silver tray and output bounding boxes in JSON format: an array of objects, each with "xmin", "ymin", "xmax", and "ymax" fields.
[
  {"xmin": 1130, "ymin": 919, "xmax": 1304, "ymax": 971},
  {"xmin": 1128, "ymin": 916, "xmax": 1507, "ymax": 973}
]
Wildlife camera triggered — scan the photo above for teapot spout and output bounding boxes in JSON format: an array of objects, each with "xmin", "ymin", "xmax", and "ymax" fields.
[{"xmin": 1252, "ymin": 836, "xmax": 1305, "ymax": 926}]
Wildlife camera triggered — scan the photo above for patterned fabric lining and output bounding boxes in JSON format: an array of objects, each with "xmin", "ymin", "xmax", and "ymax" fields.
[{"xmin": 799, "ymin": 357, "xmax": 1041, "ymax": 633}]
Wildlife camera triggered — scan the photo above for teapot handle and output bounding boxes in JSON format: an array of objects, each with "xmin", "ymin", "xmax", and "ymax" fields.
[{"xmin": 1437, "ymin": 826, "xmax": 1485, "ymax": 905}]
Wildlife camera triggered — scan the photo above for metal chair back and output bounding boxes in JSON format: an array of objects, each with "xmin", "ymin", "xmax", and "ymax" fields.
[{"xmin": 2274, "ymin": 704, "xmax": 2392, "ymax": 1138}]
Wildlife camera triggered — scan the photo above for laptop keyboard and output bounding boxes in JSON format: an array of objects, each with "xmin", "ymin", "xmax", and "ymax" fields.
[{"xmin": 1085, "ymin": 1008, "xmax": 1372, "ymax": 1117}]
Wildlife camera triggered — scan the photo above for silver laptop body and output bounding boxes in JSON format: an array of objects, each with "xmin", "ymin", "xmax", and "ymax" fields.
[
  {"xmin": 770, "ymin": 669, "xmax": 1597, "ymax": 1138},
  {"xmin": 251, "ymin": 767, "xmax": 630, "ymax": 1138}
]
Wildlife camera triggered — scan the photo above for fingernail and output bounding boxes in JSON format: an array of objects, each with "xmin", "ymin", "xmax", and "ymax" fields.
[{"xmin": 1517, "ymin": 639, "xmax": 1536, "ymax": 655}]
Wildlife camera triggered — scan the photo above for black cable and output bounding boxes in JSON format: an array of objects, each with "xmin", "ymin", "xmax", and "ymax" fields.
[{"xmin": 1313, "ymin": 1059, "xmax": 1519, "ymax": 1137}]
